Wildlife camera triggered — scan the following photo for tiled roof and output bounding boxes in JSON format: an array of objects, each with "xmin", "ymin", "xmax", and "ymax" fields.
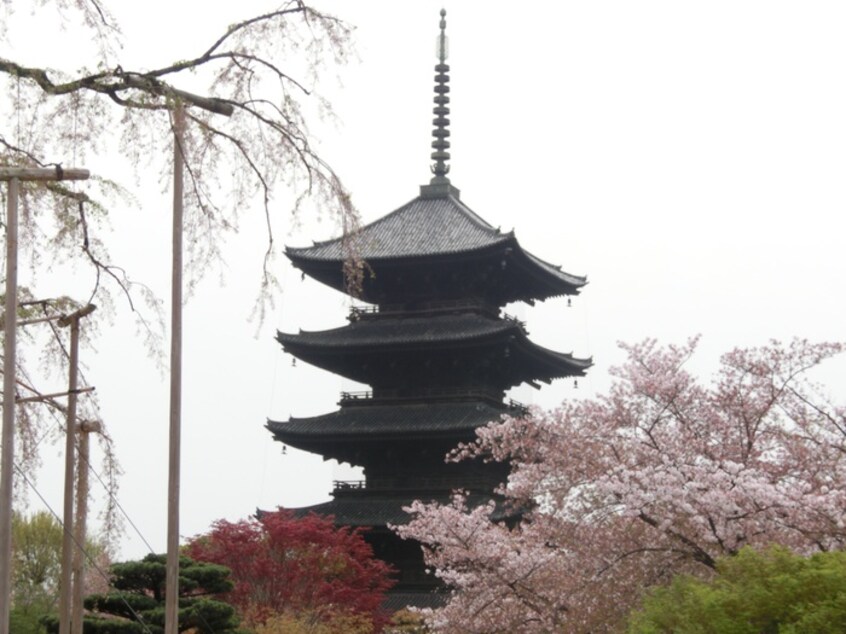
[
  {"xmin": 285, "ymin": 192, "xmax": 587, "ymax": 293},
  {"xmin": 267, "ymin": 401, "xmax": 508, "ymax": 440},
  {"xmin": 287, "ymin": 194, "xmax": 510, "ymax": 261},
  {"xmin": 522, "ymin": 250, "xmax": 586, "ymax": 288},
  {"xmin": 284, "ymin": 493, "xmax": 514, "ymax": 527},
  {"xmin": 277, "ymin": 312, "xmax": 591, "ymax": 386},
  {"xmin": 277, "ymin": 312, "xmax": 517, "ymax": 349}
]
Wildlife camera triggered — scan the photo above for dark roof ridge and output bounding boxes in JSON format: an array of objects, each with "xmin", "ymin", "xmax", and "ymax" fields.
[
  {"xmin": 527, "ymin": 341, "xmax": 593, "ymax": 370},
  {"xmin": 288, "ymin": 194, "xmax": 423, "ymax": 252},
  {"xmin": 522, "ymin": 250, "xmax": 588, "ymax": 286},
  {"xmin": 276, "ymin": 310, "xmax": 521, "ymax": 345},
  {"xmin": 286, "ymin": 191, "xmax": 508, "ymax": 256},
  {"xmin": 446, "ymin": 192, "xmax": 510, "ymax": 235}
]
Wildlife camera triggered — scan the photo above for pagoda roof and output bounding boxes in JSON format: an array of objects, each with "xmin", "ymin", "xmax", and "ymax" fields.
[
  {"xmin": 286, "ymin": 192, "xmax": 586, "ymax": 299},
  {"xmin": 279, "ymin": 312, "xmax": 516, "ymax": 348},
  {"xmin": 277, "ymin": 312, "xmax": 591, "ymax": 387},
  {"xmin": 289, "ymin": 194, "xmax": 509, "ymax": 261},
  {"xmin": 267, "ymin": 401, "xmax": 509, "ymax": 447},
  {"xmin": 282, "ymin": 492, "xmax": 514, "ymax": 527}
]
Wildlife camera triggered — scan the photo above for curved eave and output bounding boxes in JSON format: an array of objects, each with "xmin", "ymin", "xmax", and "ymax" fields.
[
  {"xmin": 285, "ymin": 191, "xmax": 586, "ymax": 303},
  {"xmin": 271, "ymin": 493, "xmax": 515, "ymax": 527},
  {"xmin": 285, "ymin": 234, "xmax": 513, "ymax": 274},
  {"xmin": 518, "ymin": 339, "xmax": 592, "ymax": 380},
  {"xmin": 276, "ymin": 318, "xmax": 591, "ymax": 388},
  {"xmin": 285, "ymin": 238, "xmax": 513, "ymax": 301},
  {"xmin": 276, "ymin": 313, "xmax": 517, "ymax": 351},
  {"xmin": 267, "ymin": 402, "xmax": 509, "ymax": 447},
  {"xmin": 285, "ymin": 233, "xmax": 512, "ymax": 267},
  {"xmin": 287, "ymin": 237, "xmax": 586, "ymax": 301},
  {"xmin": 514, "ymin": 246, "xmax": 587, "ymax": 297}
]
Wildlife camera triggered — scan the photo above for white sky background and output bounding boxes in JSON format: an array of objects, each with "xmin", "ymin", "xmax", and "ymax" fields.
[{"xmin": 5, "ymin": 1, "xmax": 846, "ymax": 560}]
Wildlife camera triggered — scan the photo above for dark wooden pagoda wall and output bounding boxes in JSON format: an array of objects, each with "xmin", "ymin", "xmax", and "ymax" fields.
[{"xmin": 276, "ymin": 191, "xmax": 588, "ymax": 604}]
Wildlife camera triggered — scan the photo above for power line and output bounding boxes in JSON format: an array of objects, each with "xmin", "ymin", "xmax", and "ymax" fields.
[{"xmin": 13, "ymin": 464, "xmax": 155, "ymax": 634}]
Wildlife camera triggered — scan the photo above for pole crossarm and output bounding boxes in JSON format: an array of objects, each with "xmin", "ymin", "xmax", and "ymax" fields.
[
  {"xmin": 0, "ymin": 303, "xmax": 96, "ymax": 330},
  {"xmin": 2, "ymin": 314, "xmax": 65, "ymax": 329},
  {"xmin": 58, "ymin": 304, "xmax": 97, "ymax": 327},
  {"xmin": 15, "ymin": 386, "xmax": 95, "ymax": 404},
  {"xmin": 0, "ymin": 167, "xmax": 90, "ymax": 182}
]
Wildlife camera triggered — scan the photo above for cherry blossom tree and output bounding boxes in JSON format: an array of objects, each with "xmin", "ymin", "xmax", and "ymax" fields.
[
  {"xmin": 1, "ymin": 0, "xmax": 359, "ymax": 503},
  {"xmin": 396, "ymin": 338, "xmax": 846, "ymax": 633},
  {"xmin": 2, "ymin": 0, "xmax": 358, "ymax": 310}
]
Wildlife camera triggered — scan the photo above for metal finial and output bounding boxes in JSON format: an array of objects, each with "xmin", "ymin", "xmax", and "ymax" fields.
[
  {"xmin": 438, "ymin": 9, "xmax": 448, "ymax": 63},
  {"xmin": 430, "ymin": 8, "xmax": 451, "ymax": 185}
]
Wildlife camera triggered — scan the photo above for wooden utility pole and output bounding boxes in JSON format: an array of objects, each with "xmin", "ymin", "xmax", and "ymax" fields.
[
  {"xmin": 0, "ymin": 176, "xmax": 18, "ymax": 634},
  {"xmin": 0, "ymin": 167, "xmax": 89, "ymax": 634},
  {"xmin": 162, "ymin": 92, "xmax": 230, "ymax": 634},
  {"xmin": 57, "ymin": 304, "xmax": 95, "ymax": 634},
  {"xmin": 164, "ymin": 102, "xmax": 185, "ymax": 634},
  {"xmin": 72, "ymin": 417, "xmax": 100, "ymax": 634}
]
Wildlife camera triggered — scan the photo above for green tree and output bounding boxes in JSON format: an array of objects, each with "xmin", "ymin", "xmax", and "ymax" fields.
[
  {"xmin": 11, "ymin": 510, "xmax": 107, "ymax": 634},
  {"xmin": 43, "ymin": 553, "xmax": 244, "ymax": 634},
  {"xmin": 627, "ymin": 546, "xmax": 846, "ymax": 634},
  {"xmin": 11, "ymin": 511, "xmax": 62, "ymax": 612}
]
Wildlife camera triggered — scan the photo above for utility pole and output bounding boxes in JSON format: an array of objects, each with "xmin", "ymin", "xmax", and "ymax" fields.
[
  {"xmin": 162, "ymin": 94, "xmax": 230, "ymax": 634},
  {"xmin": 0, "ymin": 167, "xmax": 89, "ymax": 634},
  {"xmin": 72, "ymin": 417, "xmax": 100, "ymax": 634},
  {"xmin": 164, "ymin": 102, "xmax": 185, "ymax": 634},
  {"xmin": 58, "ymin": 304, "xmax": 96, "ymax": 634}
]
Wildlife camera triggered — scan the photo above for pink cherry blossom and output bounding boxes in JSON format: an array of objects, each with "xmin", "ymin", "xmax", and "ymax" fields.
[{"xmin": 396, "ymin": 338, "xmax": 846, "ymax": 633}]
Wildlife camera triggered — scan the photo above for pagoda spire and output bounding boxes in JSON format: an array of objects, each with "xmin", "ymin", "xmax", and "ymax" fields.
[
  {"xmin": 430, "ymin": 9, "xmax": 451, "ymax": 183},
  {"xmin": 421, "ymin": 9, "xmax": 460, "ymax": 199}
]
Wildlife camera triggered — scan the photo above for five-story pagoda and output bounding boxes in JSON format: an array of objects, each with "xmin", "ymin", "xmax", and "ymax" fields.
[{"xmin": 268, "ymin": 10, "xmax": 590, "ymax": 605}]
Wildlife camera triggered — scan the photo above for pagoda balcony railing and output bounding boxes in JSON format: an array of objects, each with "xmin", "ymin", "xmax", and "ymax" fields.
[
  {"xmin": 338, "ymin": 389, "xmax": 529, "ymax": 416},
  {"xmin": 349, "ymin": 302, "xmax": 527, "ymax": 333},
  {"xmin": 340, "ymin": 386, "xmax": 504, "ymax": 407},
  {"xmin": 333, "ymin": 479, "xmax": 367, "ymax": 491},
  {"xmin": 332, "ymin": 476, "xmax": 499, "ymax": 494},
  {"xmin": 349, "ymin": 299, "xmax": 502, "ymax": 321},
  {"xmin": 507, "ymin": 398, "xmax": 530, "ymax": 418}
]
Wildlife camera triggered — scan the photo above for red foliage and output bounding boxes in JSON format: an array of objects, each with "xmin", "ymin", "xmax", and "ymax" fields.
[{"xmin": 185, "ymin": 509, "xmax": 395, "ymax": 628}]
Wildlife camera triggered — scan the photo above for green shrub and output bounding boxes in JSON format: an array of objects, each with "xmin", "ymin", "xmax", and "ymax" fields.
[{"xmin": 627, "ymin": 546, "xmax": 846, "ymax": 634}]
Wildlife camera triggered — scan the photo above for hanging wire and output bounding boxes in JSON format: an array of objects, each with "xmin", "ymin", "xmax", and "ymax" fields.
[
  {"xmin": 21, "ymin": 425, "xmax": 222, "ymax": 633},
  {"xmin": 9, "ymin": 352, "xmax": 152, "ymax": 552},
  {"xmin": 14, "ymin": 465, "xmax": 156, "ymax": 634},
  {"xmin": 75, "ymin": 437, "xmax": 156, "ymax": 555},
  {"xmin": 15, "ymin": 381, "xmax": 157, "ymax": 554}
]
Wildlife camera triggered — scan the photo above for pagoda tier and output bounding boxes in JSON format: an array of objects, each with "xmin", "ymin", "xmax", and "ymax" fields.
[
  {"xmin": 276, "ymin": 309, "xmax": 590, "ymax": 390},
  {"xmin": 267, "ymin": 399, "xmax": 523, "ymax": 472},
  {"xmin": 286, "ymin": 192, "xmax": 586, "ymax": 306},
  {"xmin": 293, "ymin": 492, "xmax": 514, "ymax": 529}
]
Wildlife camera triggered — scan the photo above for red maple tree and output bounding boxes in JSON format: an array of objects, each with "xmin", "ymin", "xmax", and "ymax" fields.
[{"xmin": 186, "ymin": 509, "xmax": 395, "ymax": 629}]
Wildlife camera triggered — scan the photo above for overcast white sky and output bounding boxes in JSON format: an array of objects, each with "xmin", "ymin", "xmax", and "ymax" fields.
[{"xmin": 8, "ymin": 1, "xmax": 846, "ymax": 560}]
